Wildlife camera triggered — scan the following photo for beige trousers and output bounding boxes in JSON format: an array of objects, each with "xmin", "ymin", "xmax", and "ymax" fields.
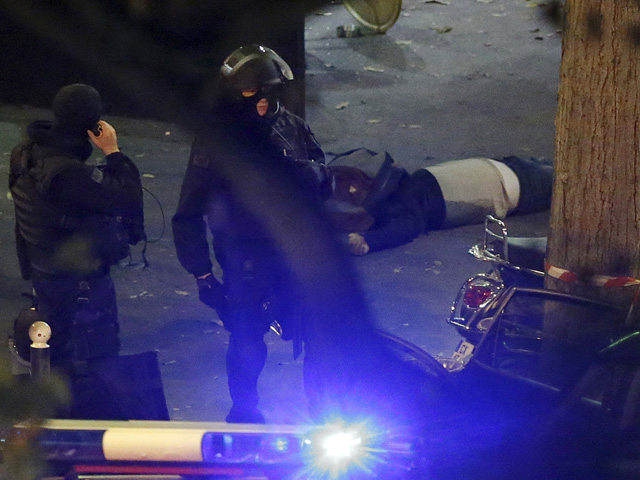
[{"xmin": 425, "ymin": 157, "xmax": 520, "ymax": 229}]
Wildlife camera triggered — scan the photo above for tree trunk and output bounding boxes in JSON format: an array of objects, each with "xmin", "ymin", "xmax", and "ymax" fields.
[{"xmin": 547, "ymin": 0, "xmax": 640, "ymax": 324}]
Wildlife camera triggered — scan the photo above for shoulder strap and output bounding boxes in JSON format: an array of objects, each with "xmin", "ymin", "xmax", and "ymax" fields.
[
  {"xmin": 325, "ymin": 148, "xmax": 379, "ymax": 166},
  {"xmin": 362, "ymin": 155, "xmax": 407, "ymax": 212}
]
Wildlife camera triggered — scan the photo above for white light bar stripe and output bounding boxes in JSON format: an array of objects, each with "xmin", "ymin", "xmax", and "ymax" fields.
[{"xmin": 103, "ymin": 428, "xmax": 207, "ymax": 462}]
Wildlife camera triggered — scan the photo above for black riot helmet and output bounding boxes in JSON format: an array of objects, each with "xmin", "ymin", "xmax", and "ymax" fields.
[
  {"xmin": 220, "ymin": 44, "xmax": 293, "ymax": 90},
  {"xmin": 219, "ymin": 45, "xmax": 293, "ymax": 119}
]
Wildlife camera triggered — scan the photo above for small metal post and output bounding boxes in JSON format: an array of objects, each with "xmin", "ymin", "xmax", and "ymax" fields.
[{"xmin": 29, "ymin": 321, "xmax": 51, "ymax": 379}]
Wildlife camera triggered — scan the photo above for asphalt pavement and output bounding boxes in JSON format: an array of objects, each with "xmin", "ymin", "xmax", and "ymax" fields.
[{"xmin": 0, "ymin": 0, "xmax": 558, "ymax": 424}]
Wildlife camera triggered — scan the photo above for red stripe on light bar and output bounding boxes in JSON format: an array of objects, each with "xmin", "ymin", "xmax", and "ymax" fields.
[{"xmin": 74, "ymin": 464, "xmax": 247, "ymax": 476}]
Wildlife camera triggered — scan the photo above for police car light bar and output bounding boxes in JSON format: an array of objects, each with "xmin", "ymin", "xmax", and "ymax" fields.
[
  {"xmin": 13, "ymin": 419, "xmax": 309, "ymax": 465},
  {"xmin": 9, "ymin": 418, "xmax": 417, "ymax": 479}
]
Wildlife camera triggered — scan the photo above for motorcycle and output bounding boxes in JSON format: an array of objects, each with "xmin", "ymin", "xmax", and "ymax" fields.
[
  {"xmin": 429, "ymin": 215, "xmax": 640, "ymax": 478},
  {"xmin": 356, "ymin": 214, "xmax": 640, "ymax": 478},
  {"xmin": 444, "ymin": 215, "xmax": 548, "ymax": 369}
]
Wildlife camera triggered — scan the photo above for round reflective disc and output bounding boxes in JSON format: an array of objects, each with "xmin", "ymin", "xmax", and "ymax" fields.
[{"xmin": 343, "ymin": 0, "xmax": 402, "ymax": 33}]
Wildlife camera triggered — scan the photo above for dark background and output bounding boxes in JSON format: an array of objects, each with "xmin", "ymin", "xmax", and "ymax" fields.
[{"xmin": 0, "ymin": 1, "xmax": 310, "ymax": 118}]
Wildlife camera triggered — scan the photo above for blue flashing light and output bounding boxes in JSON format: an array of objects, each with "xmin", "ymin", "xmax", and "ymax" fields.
[
  {"xmin": 322, "ymin": 430, "xmax": 362, "ymax": 459},
  {"xmin": 302, "ymin": 422, "xmax": 374, "ymax": 478}
]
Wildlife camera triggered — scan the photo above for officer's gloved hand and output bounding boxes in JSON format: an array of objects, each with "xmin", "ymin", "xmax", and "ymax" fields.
[{"xmin": 196, "ymin": 273, "xmax": 228, "ymax": 314}]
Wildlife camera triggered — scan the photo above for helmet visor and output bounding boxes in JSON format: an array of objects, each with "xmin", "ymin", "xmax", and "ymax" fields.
[{"xmin": 220, "ymin": 45, "xmax": 293, "ymax": 89}]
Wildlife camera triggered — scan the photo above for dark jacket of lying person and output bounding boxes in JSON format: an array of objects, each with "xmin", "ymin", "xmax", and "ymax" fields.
[{"xmin": 324, "ymin": 149, "xmax": 553, "ymax": 256}]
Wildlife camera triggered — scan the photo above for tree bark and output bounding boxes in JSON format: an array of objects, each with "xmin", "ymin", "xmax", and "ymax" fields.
[{"xmin": 547, "ymin": 0, "xmax": 640, "ymax": 323}]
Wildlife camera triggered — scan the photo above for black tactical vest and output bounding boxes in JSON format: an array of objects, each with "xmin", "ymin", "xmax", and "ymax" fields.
[
  {"xmin": 9, "ymin": 143, "xmax": 81, "ymax": 248},
  {"xmin": 9, "ymin": 143, "xmax": 131, "ymax": 276}
]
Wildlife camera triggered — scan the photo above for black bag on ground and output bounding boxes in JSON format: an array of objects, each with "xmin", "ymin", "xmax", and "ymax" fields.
[{"xmin": 65, "ymin": 351, "xmax": 170, "ymax": 421}]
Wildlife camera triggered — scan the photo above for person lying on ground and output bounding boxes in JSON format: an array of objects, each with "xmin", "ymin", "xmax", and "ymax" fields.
[{"xmin": 322, "ymin": 149, "xmax": 553, "ymax": 255}]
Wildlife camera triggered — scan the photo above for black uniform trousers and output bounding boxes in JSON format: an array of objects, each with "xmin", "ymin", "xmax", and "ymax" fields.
[
  {"xmin": 215, "ymin": 235, "xmax": 298, "ymax": 414},
  {"xmin": 31, "ymin": 268, "xmax": 120, "ymax": 367}
]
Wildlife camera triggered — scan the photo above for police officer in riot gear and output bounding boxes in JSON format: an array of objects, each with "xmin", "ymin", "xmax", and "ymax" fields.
[
  {"xmin": 172, "ymin": 45, "xmax": 330, "ymax": 423},
  {"xmin": 9, "ymin": 83, "xmax": 145, "ymax": 369},
  {"xmin": 217, "ymin": 44, "xmax": 325, "ymax": 163}
]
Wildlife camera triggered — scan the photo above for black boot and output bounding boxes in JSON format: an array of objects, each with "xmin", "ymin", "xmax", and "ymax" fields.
[
  {"xmin": 225, "ymin": 406, "xmax": 266, "ymax": 424},
  {"xmin": 225, "ymin": 335, "xmax": 267, "ymax": 423}
]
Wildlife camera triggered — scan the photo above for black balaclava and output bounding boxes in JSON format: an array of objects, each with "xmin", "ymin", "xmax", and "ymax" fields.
[
  {"xmin": 52, "ymin": 84, "xmax": 102, "ymax": 136},
  {"xmin": 219, "ymin": 45, "xmax": 292, "ymax": 123},
  {"xmin": 238, "ymin": 84, "xmax": 282, "ymax": 121}
]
